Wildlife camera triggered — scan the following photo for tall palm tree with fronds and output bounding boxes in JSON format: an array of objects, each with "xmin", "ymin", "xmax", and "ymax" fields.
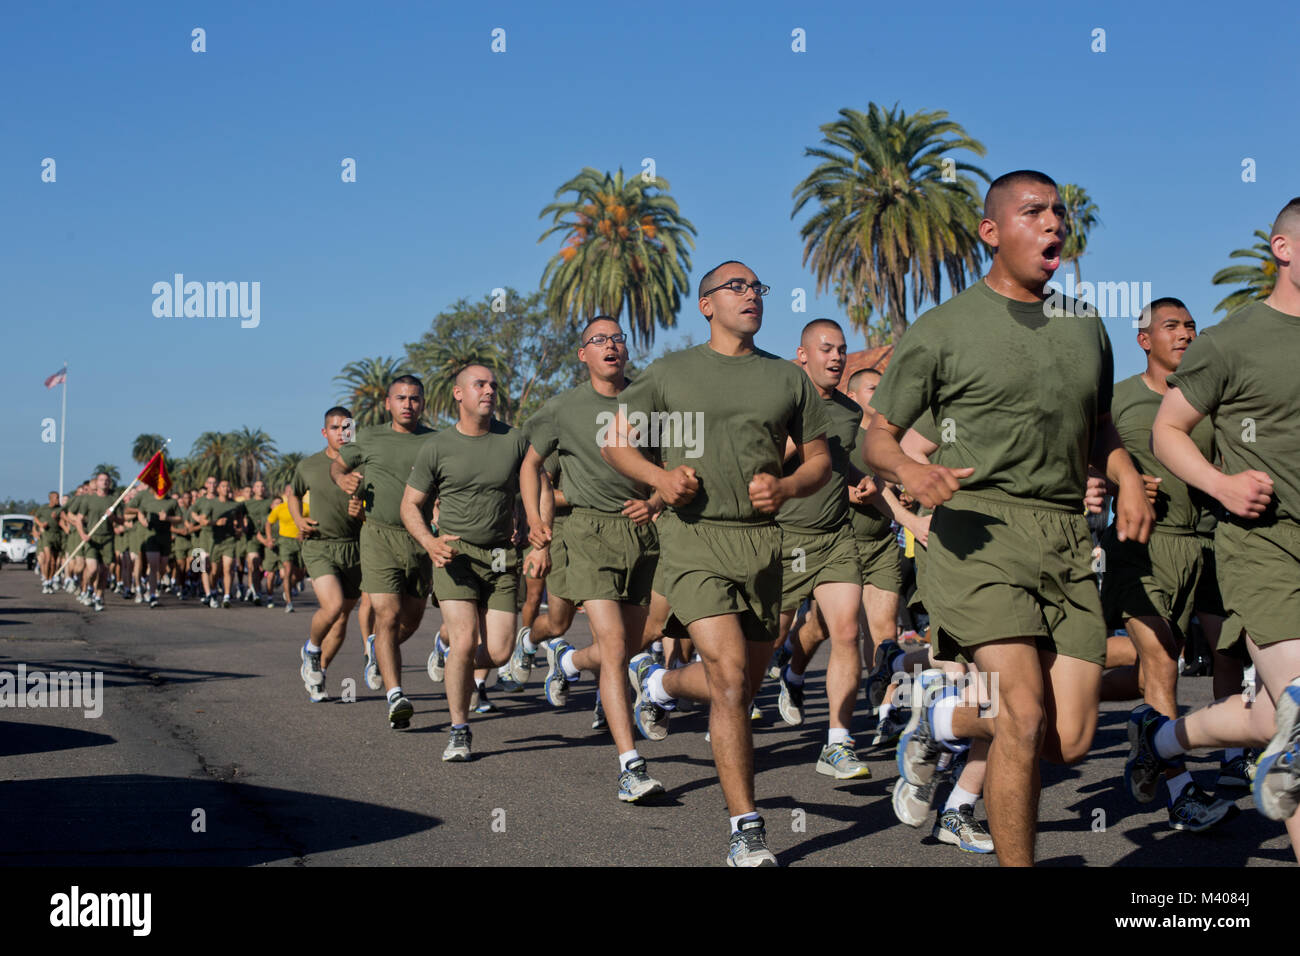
[
  {"xmin": 89, "ymin": 463, "xmax": 121, "ymax": 487},
  {"xmin": 230, "ymin": 427, "xmax": 277, "ymax": 487},
  {"xmin": 791, "ymin": 103, "xmax": 989, "ymax": 342},
  {"xmin": 539, "ymin": 167, "xmax": 697, "ymax": 349},
  {"xmin": 1211, "ymin": 229, "xmax": 1276, "ymax": 314},
  {"xmin": 265, "ymin": 452, "xmax": 306, "ymax": 497},
  {"xmin": 190, "ymin": 431, "xmax": 238, "ymax": 485},
  {"xmin": 411, "ymin": 340, "xmax": 511, "ymax": 423},
  {"xmin": 131, "ymin": 433, "xmax": 167, "ymax": 466},
  {"xmin": 335, "ymin": 356, "xmax": 412, "ymax": 427},
  {"xmin": 1059, "ymin": 183, "xmax": 1101, "ymax": 284}
]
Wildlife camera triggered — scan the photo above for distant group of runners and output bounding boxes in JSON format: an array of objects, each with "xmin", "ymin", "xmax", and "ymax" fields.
[{"xmin": 29, "ymin": 177, "xmax": 1300, "ymax": 868}]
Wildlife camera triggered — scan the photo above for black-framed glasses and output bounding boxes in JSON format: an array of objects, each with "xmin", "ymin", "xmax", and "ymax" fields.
[
  {"xmin": 701, "ymin": 279, "xmax": 770, "ymax": 297},
  {"xmin": 583, "ymin": 333, "xmax": 627, "ymax": 347}
]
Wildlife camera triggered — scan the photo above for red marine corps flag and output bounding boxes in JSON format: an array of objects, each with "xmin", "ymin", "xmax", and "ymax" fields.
[{"xmin": 137, "ymin": 450, "xmax": 172, "ymax": 497}]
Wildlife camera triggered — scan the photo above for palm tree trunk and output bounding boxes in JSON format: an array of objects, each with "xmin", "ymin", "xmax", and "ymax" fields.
[{"xmin": 1073, "ymin": 257, "xmax": 1082, "ymax": 286}]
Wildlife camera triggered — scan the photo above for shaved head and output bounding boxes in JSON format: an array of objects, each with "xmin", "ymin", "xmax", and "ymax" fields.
[
  {"xmin": 698, "ymin": 260, "xmax": 748, "ymax": 299},
  {"xmin": 847, "ymin": 367, "xmax": 881, "ymax": 394},
  {"xmin": 456, "ymin": 364, "xmax": 493, "ymax": 388},
  {"xmin": 984, "ymin": 170, "xmax": 1059, "ymax": 223},
  {"xmin": 1271, "ymin": 197, "xmax": 1300, "ymax": 245},
  {"xmin": 800, "ymin": 318, "xmax": 843, "ymax": 348}
]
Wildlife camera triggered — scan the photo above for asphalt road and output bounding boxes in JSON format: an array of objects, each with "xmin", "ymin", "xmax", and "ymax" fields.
[{"xmin": 0, "ymin": 566, "xmax": 1292, "ymax": 867}]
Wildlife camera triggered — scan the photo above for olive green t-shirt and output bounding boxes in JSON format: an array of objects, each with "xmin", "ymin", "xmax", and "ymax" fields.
[
  {"xmin": 70, "ymin": 494, "xmax": 115, "ymax": 543},
  {"xmin": 291, "ymin": 451, "xmax": 361, "ymax": 540},
  {"xmin": 339, "ymin": 424, "xmax": 435, "ymax": 527},
  {"xmin": 135, "ymin": 494, "xmax": 179, "ymax": 541},
  {"xmin": 406, "ymin": 420, "xmax": 529, "ymax": 548},
  {"xmin": 243, "ymin": 496, "xmax": 276, "ymax": 539},
  {"xmin": 173, "ymin": 505, "xmax": 192, "ymax": 544},
  {"xmin": 1112, "ymin": 374, "xmax": 1215, "ymax": 531},
  {"xmin": 33, "ymin": 504, "xmax": 62, "ymax": 535},
  {"xmin": 1168, "ymin": 301, "xmax": 1300, "ymax": 523},
  {"xmin": 524, "ymin": 380, "xmax": 652, "ymax": 513},
  {"xmin": 778, "ymin": 389, "xmax": 862, "ymax": 533},
  {"xmin": 850, "ymin": 426, "xmax": 894, "ymax": 540},
  {"xmin": 872, "ymin": 279, "xmax": 1113, "ymax": 511},
  {"xmin": 618, "ymin": 344, "xmax": 831, "ymax": 522},
  {"xmin": 206, "ymin": 499, "xmax": 246, "ymax": 542}
]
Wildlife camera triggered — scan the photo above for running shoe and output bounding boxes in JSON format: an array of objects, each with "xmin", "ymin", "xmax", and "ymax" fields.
[
  {"xmin": 897, "ymin": 669, "xmax": 952, "ymax": 786},
  {"xmin": 92, "ymin": 596, "xmax": 104, "ymax": 612},
  {"xmin": 1125, "ymin": 704, "xmax": 1171, "ymax": 805},
  {"xmin": 767, "ymin": 642, "xmax": 791, "ymax": 681},
  {"xmin": 1216, "ymin": 752, "xmax": 1253, "ymax": 790},
  {"xmin": 1253, "ymin": 679, "xmax": 1300, "ymax": 821},
  {"xmin": 222, "ymin": 594, "xmax": 231, "ymax": 609},
  {"xmin": 865, "ymin": 639, "xmax": 900, "ymax": 715},
  {"xmin": 727, "ymin": 816, "xmax": 777, "ymax": 867},
  {"xmin": 629, "ymin": 652, "xmax": 671, "ymax": 741},
  {"xmin": 505, "ymin": 626, "xmax": 535, "ymax": 685},
  {"xmin": 651, "ymin": 642, "xmax": 665, "ymax": 668},
  {"xmin": 427, "ymin": 633, "xmax": 446, "ymax": 683},
  {"xmin": 209, "ymin": 595, "xmax": 220, "ymax": 609},
  {"xmin": 592, "ymin": 696, "xmax": 607, "ymax": 731},
  {"xmin": 777, "ymin": 669, "xmax": 804, "ymax": 726},
  {"xmin": 544, "ymin": 639, "xmax": 573, "ymax": 708},
  {"xmin": 133, "ymin": 590, "xmax": 144, "ymax": 604},
  {"xmin": 891, "ymin": 775, "xmax": 941, "ymax": 828},
  {"xmin": 751, "ymin": 702, "xmax": 763, "ymax": 721},
  {"xmin": 148, "ymin": 594, "xmax": 158, "ymax": 608},
  {"xmin": 1168, "ymin": 782, "xmax": 1232, "ymax": 832},
  {"xmin": 617, "ymin": 757, "xmax": 664, "ymax": 803},
  {"xmin": 496, "ymin": 672, "xmax": 524, "ymax": 693},
  {"xmin": 284, "ymin": 601, "xmax": 294, "ymax": 613},
  {"xmin": 300, "ymin": 645, "xmax": 327, "ymax": 702},
  {"xmin": 387, "ymin": 694, "xmax": 413, "ymax": 730},
  {"xmin": 934, "ymin": 805, "xmax": 995, "ymax": 852},
  {"xmin": 816, "ymin": 739, "xmax": 871, "ymax": 779},
  {"xmin": 472, "ymin": 686, "xmax": 497, "ymax": 714},
  {"xmin": 363, "ymin": 635, "xmax": 382, "ymax": 691},
  {"xmin": 442, "ymin": 725, "xmax": 472, "ymax": 761},
  {"xmin": 873, "ymin": 707, "xmax": 909, "ymax": 747}
]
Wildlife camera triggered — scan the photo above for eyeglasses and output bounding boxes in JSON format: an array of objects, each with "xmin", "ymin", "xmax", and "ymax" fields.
[
  {"xmin": 701, "ymin": 279, "xmax": 770, "ymax": 297},
  {"xmin": 583, "ymin": 333, "xmax": 627, "ymax": 347}
]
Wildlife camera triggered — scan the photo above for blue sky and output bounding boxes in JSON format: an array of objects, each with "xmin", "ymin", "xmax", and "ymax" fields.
[{"xmin": 4, "ymin": 0, "xmax": 1294, "ymax": 500}]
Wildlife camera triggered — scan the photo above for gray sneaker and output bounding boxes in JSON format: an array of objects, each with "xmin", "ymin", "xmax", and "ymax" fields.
[
  {"xmin": 617, "ymin": 757, "xmax": 664, "ymax": 803},
  {"xmin": 891, "ymin": 775, "xmax": 941, "ymax": 828},
  {"xmin": 934, "ymin": 805, "xmax": 994, "ymax": 852},
  {"xmin": 629, "ymin": 652, "xmax": 671, "ymax": 741},
  {"xmin": 777, "ymin": 669, "xmax": 805, "ymax": 726},
  {"xmin": 896, "ymin": 670, "xmax": 951, "ymax": 786},
  {"xmin": 816, "ymin": 739, "xmax": 872, "ymax": 780},
  {"xmin": 727, "ymin": 816, "xmax": 777, "ymax": 867},
  {"xmin": 1253, "ymin": 680, "xmax": 1300, "ymax": 821},
  {"xmin": 1168, "ymin": 782, "xmax": 1232, "ymax": 833},
  {"xmin": 387, "ymin": 694, "xmax": 413, "ymax": 730},
  {"xmin": 427, "ymin": 633, "xmax": 446, "ymax": 683},
  {"xmin": 1124, "ymin": 704, "xmax": 1171, "ymax": 805},
  {"xmin": 442, "ymin": 725, "xmax": 472, "ymax": 762},
  {"xmin": 505, "ymin": 626, "xmax": 536, "ymax": 685},
  {"xmin": 544, "ymin": 639, "xmax": 573, "ymax": 708}
]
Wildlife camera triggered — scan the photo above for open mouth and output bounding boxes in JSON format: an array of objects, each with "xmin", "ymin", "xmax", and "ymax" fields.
[{"xmin": 1041, "ymin": 242, "xmax": 1061, "ymax": 271}]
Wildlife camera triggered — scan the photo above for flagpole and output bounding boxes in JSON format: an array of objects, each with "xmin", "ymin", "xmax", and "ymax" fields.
[{"xmin": 58, "ymin": 362, "xmax": 68, "ymax": 496}]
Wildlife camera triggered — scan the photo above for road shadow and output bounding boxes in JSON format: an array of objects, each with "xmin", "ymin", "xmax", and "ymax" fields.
[{"xmin": 0, "ymin": 719, "xmax": 115, "ymax": 757}]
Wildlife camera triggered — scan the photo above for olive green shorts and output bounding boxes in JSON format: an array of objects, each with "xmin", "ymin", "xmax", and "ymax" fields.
[
  {"xmin": 655, "ymin": 512, "xmax": 782, "ymax": 644},
  {"xmin": 1215, "ymin": 518, "xmax": 1300, "ymax": 654},
  {"xmin": 926, "ymin": 492, "xmax": 1105, "ymax": 667},
  {"xmin": 432, "ymin": 538, "xmax": 518, "ymax": 612},
  {"xmin": 210, "ymin": 538, "xmax": 237, "ymax": 562},
  {"xmin": 1099, "ymin": 527, "xmax": 1202, "ymax": 641},
  {"xmin": 234, "ymin": 537, "xmax": 248, "ymax": 560},
  {"xmin": 277, "ymin": 536, "xmax": 302, "ymax": 567},
  {"xmin": 536, "ymin": 515, "xmax": 568, "ymax": 596},
  {"xmin": 549, "ymin": 508, "xmax": 658, "ymax": 606},
  {"xmin": 780, "ymin": 525, "xmax": 861, "ymax": 611},
  {"xmin": 84, "ymin": 540, "xmax": 114, "ymax": 565},
  {"xmin": 1193, "ymin": 535, "xmax": 1225, "ymax": 618},
  {"xmin": 302, "ymin": 538, "xmax": 362, "ymax": 600},
  {"xmin": 244, "ymin": 538, "xmax": 263, "ymax": 558},
  {"xmin": 856, "ymin": 530, "xmax": 903, "ymax": 593},
  {"xmin": 360, "ymin": 521, "xmax": 431, "ymax": 598},
  {"xmin": 172, "ymin": 538, "xmax": 191, "ymax": 563},
  {"xmin": 197, "ymin": 530, "xmax": 215, "ymax": 556},
  {"xmin": 39, "ymin": 533, "xmax": 63, "ymax": 553}
]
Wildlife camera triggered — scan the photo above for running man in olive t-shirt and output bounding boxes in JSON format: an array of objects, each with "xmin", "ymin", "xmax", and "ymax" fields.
[
  {"xmin": 1140, "ymin": 197, "xmax": 1300, "ymax": 859},
  {"xmin": 864, "ymin": 171, "xmax": 1154, "ymax": 867},
  {"xmin": 603, "ymin": 260, "xmax": 832, "ymax": 866},
  {"xmin": 402, "ymin": 365, "xmax": 531, "ymax": 761}
]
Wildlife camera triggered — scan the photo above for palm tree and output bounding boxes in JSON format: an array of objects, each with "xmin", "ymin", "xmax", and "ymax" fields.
[
  {"xmin": 190, "ymin": 431, "xmax": 238, "ymax": 485},
  {"xmin": 791, "ymin": 103, "xmax": 989, "ymax": 342},
  {"xmin": 335, "ymin": 356, "xmax": 412, "ymax": 427},
  {"xmin": 89, "ymin": 463, "xmax": 121, "ymax": 487},
  {"xmin": 230, "ymin": 427, "xmax": 277, "ymax": 487},
  {"xmin": 1059, "ymin": 183, "xmax": 1101, "ymax": 284},
  {"xmin": 1211, "ymin": 229, "xmax": 1276, "ymax": 314},
  {"xmin": 539, "ymin": 167, "xmax": 697, "ymax": 349},
  {"xmin": 265, "ymin": 452, "xmax": 306, "ymax": 497},
  {"xmin": 131, "ymin": 433, "xmax": 167, "ymax": 465},
  {"xmin": 168, "ymin": 455, "xmax": 195, "ymax": 491},
  {"xmin": 411, "ymin": 340, "xmax": 512, "ymax": 423}
]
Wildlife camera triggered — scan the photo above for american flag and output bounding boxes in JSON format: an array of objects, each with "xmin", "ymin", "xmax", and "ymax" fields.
[{"xmin": 44, "ymin": 367, "xmax": 67, "ymax": 388}]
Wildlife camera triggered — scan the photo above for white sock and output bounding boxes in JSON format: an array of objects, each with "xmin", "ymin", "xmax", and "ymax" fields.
[
  {"xmin": 945, "ymin": 784, "xmax": 980, "ymax": 812},
  {"xmin": 387, "ymin": 686, "xmax": 403, "ymax": 702},
  {"xmin": 878, "ymin": 700, "xmax": 894, "ymax": 722},
  {"xmin": 437, "ymin": 636, "xmax": 449, "ymax": 654},
  {"xmin": 475, "ymin": 678, "xmax": 486, "ymax": 691},
  {"xmin": 521, "ymin": 632, "xmax": 537, "ymax": 654},
  {"xmin": 1154, "ymin": 721, "xmax": 1184, "ymax": 760},
  {"xmin": 1224, "ymin": 748, "xmax": 1245, "ymax": 761},
  {"xmin": 651, "ymin": 640, "xmax": 663, "ymax": 654},
  {"xmin": 618, "ymin": 749, "xmax": 640, "ymax": 772},
  {"xmin": 729, "ymin": 812, "xmax": 759, "ymax": 833},
  {"xmin": 1167, "ymin": 770, "xmax": 1193, "ymax": 802},
  {"xmin": 306, "ymin": 639, "xmax": 321, "ymax": 653},
  {"xmin": 647, "ymin": 668, "xmax": 674, "ymax": 706},
  {"xmin": 783, "ymin": 665, "xmax": 805, "ymax": 687},
  {"xmin": 827, "ymin": 727, "xmax": 850, "ymax": 746},
  {"xmin": 559, "ymin": 648, "xmax": 580, "ymax": 680},
  {"xmin": 931, "ymin": 695, "xmax": 960, "ymax": 746}
]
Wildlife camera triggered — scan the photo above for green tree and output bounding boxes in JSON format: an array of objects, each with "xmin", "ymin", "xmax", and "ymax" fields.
[
  {"xmin": 539, "ymin": 167, "xmax": 697, "ymax": 349},
  {"xmin": 791, "ymin": 103, "xmax": 989, "ymax": 342},
  {"xmin": 405, "ymin": 288, "xmax": 585, "ymax": 426},
  {"xmin": 265, "ymin": 452, "xmax": 306, "ymax": 496},
  {"xmin": 334, "ymin": 356, "xmax": 413, "ymax": 428},
  {"xmin": 230, "ymin": 427, "xmax": 277, "ymax": 488},
  {"xmin": 190, "ymin": 431, "xmax": 237, "ymax": 485},
  {"xmin": 1211, "ymin": 229, "xmax": 1276, "ymax": 314},
  {"xmin": 89, "ymin": 463, "xmax": 121, "ymax": 487},
  {"xmin": 1059, "ymin": 183, "xmax": 1101, "ymax": 284},
  {"xmin": 131, "ymin": 433, "xmax": 167, "ymax": 466}
]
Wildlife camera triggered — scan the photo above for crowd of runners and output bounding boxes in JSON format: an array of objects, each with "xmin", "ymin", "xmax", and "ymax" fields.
[{"xmin": 24, "ymin": 173, "xmax": 1300, "ymax": 868}]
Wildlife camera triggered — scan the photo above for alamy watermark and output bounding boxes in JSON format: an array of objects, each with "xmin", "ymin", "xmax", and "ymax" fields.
[
  {"xmin": 596, "ymin": 406, "xmax": 705, "ymax": 459},
  {"xmin": 0, "ymin": 664, "xmax": 103, "ymax": 718},
  {"xmin": 1044, "ymin": 274, "xmax": 1153, "ymax": 327},
  {"xmin": 152, "ymin": 274, "xmax": 260, "ymax": 328}
]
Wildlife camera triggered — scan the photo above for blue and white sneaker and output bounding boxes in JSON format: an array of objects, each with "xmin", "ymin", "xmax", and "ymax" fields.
[
  {"xmin": 387, "ymin": 694, "xmax": 413, "ymax": 730},
  {"xmin": 1253, "ymin": 678, "xmax": 1300, "ymax": 821},
  {"xmin": 617, "ymin": 757, "xmax": 664, "ymax": 803},
  {"xmin": 629, "ymin": 652, "xmax": 671, "ymax": 741},
  {"xmin": 505, "ymin": 626, "xmax": 536, "ymax": 685},
  {"xmin": 727, "ymin": 816, "xmax": 777, "ymax": 867},
  {"xmin": 896, "ymin": 669, "xmax": 953, "ymax": 786},
  {"xmin": 767, "ymin": 642, "xmax": 792, "ymax": 681},
  {"xmin": 300, "ymin": 644, "xmax": 327, "ymax": 702},
  {"xmin": 934, "ymin": 805, "xmax": 994, "ymax": 853},
  {"xmin": 544, "ymin": 639, "xmax": 574, "ymax": 707},
  {"xmin": 472, "ymin": 685, "xmax": 497, "ymax": 714},
  {"xmin": 777, "ymin": 668, "xmax": 804, "ymax": 726},
  {"xmin": 363, "ymin": 634, "xmax": 382, "ymax": 691},
  {"xmin": 427, "ymin": 632, "xmax": 446, "ymax": 683},
  {"xmin": 817, "ymin": 738, "xmax": 871, "ymax": 779},
  {"xmin": 1125, "ymin": 704, "xmax": 1171, "ymax": 805}
]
